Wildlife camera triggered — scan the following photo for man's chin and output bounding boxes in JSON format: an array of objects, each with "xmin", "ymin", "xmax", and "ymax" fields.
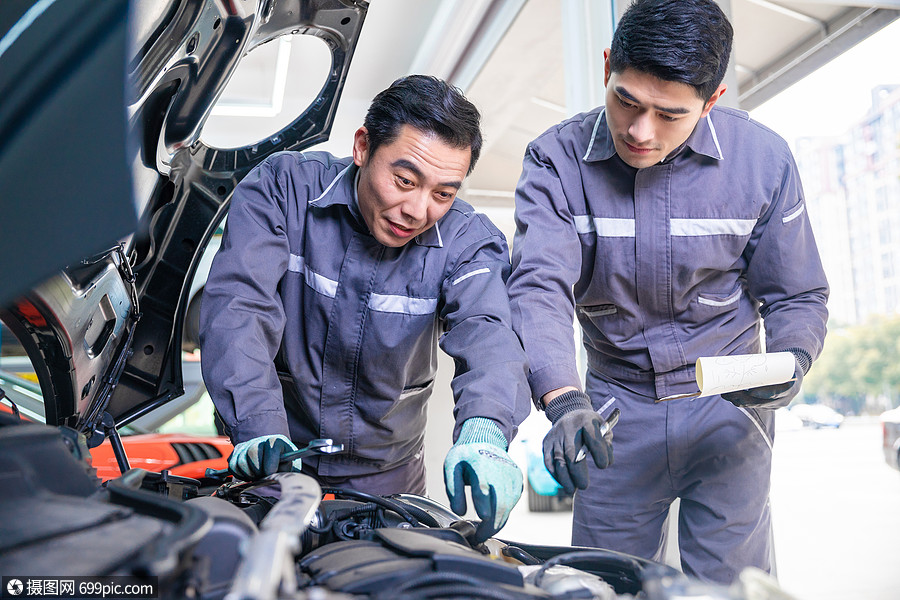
[
  {"xmin": 615, "ymin": 142, "xmax": 661, "ymax": 169},
  {"xmin": 374, "ymin": 230, "xmax": 415, "ymax": 248},
  {"xmin": 619, "ymin": 152, "xmax": 661, "ymax": 169}
]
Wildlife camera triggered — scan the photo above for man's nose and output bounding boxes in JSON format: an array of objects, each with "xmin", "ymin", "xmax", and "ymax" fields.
[
  {"xmin": 628, "ymin": 113, "xmax": 654, "ymax": 144},
  {"xmin": 401, "ymin": 191, "xmax": 429, "ymax": 223}
]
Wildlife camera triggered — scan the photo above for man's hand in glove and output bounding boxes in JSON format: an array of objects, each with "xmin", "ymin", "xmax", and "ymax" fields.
[
  {"xmin": 228, "ymin": 434, "xmax": 304, "ymax": 481},
  {"xmin": 542, "ymin": 390, "xmax": 614, "ymax": 495},
  {"xmin": 444, "ymin": 417, "xmax": 523, "ymax": 544},
  {"xmin": 722, "ymin": 350, "xmax": 809, "ymax": 410}
]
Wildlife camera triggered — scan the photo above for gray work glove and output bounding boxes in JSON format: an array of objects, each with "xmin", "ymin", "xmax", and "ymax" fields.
[
  {"xmin": 228, "ymin": 434, "xmax": 303, "ymax": 481},
  {"xmin": 444, "ymin": 417, "xmax": 523, "ymax": 544},
  {"xmin": 542, "ymin": 390, "xmax": 613, "ymax": 495},
  {"xmin": 721, "ymin": 350, "xmax": 809, "ymax": 410}
]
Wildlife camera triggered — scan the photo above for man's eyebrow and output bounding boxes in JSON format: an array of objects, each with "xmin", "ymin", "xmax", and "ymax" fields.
[
  {"xmin": 615, "ymin": 85, "xmax": 692, "ymax": 115},
  {"xmin": 392, "ymin": 158, "xmax": 462, "ymax": 189}
]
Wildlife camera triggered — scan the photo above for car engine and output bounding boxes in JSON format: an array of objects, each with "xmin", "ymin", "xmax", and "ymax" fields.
[{"xmin": 0, "ymin": 416, "xmax": 796, "ymax": 600}]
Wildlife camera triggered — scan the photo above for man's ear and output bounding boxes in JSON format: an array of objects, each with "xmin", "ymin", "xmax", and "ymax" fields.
[
  {"xmin": 603, "ymin": 48, "xmax": 612, "ymax": 86},
  {"xmin": 701, "ymin": 83, "xmax": 727, "ymax": 118},
  {"xmin": 352, "ymin": 127, "xmax": 369, "ymax": 167}
]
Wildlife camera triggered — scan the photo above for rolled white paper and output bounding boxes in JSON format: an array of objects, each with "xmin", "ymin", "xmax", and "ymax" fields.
[{"xmin": 695, "ymin": 352, "xmax": 795, "ymax": 397}]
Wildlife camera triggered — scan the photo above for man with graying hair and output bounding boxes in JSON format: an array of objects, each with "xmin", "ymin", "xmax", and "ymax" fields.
[
  {"xmin": 201, "ymin": 75, "xmax": 531, "ymax": 543},
  {"xmin": 508, "ymin": 0, "xmax": 828, "ymax": 583}
]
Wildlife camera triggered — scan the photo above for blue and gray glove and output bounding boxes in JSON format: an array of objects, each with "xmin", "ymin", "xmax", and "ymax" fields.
[
  {"xmin": 443, "ymin": 417, "xmax": 523, "ymax": 544},
  {"xmin": 721, "ymin": 350, "xmax": 809, "ymax": 410},
  {"xmin": 228, "ymin": 434, "xmax": 304, "ymax": 481},
  {"xmin": 543, "ymin": 390, "xmax": 614, "ymax": 495}
]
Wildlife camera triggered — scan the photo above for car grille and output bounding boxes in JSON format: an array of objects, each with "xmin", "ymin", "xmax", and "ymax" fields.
[{"xmin": 172, "ymin": 442, "xmax": 223, "ymax": 465}]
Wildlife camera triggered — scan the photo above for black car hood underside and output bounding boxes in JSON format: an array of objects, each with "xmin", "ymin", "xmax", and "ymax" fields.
[{"xmin": 0, "ymin": 0, "xmax": 368, "ymax": 436}]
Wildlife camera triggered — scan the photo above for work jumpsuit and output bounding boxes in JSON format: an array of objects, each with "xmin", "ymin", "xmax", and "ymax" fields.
[
  {"xmin": 200, "ymin": 151, "xmax": 531, "ymax": 495},
  {"xmin": 507, "ymin": 106, "xmax": 829, "ymax": 583}
]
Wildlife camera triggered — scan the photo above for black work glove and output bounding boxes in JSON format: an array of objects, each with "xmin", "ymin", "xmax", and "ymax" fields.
[
  {"xmin": 542, "ymin": 390, "xmax": 614, "ymax": 495},
  {"xmin": 721, "ymin": 350, "xmax": 809, "ymax": 410}
]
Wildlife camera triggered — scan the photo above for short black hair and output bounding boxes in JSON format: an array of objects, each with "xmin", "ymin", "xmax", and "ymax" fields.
[
  {"xmin": 363, "ymin": 75, "xmax": 483, "ymax": 175},
  {"xmin": 609, "ymin": 0, "xmax": 733, "ymax": 101}
]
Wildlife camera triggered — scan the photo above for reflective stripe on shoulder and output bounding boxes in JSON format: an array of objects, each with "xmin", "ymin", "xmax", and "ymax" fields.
[
  {"xmin": 574, "ymin": 216, "xmax": 635, "ymax": 237},
  {"xmin": 452, "ymin": 267, "xmax": 490, "ymax": 286},
  {"xmin": 671, "ymin": 218, "xmax": 756, "ymax": 236},
  {"xmin": 369, "ymin": 294, "xmax": 438, "ymax": 315},
  {"xmin": 288, "ymin": 253, "xmax": 338, "ymax": 298}
]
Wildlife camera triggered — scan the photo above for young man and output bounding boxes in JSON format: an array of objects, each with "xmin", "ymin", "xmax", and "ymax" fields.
[
  {"xmin": 200, "ymin": 75, "xmax": 531, "ymax": 543},
  {"xmin": 507, "ymin": 0, "xmax": 828, "ymax": 583}
]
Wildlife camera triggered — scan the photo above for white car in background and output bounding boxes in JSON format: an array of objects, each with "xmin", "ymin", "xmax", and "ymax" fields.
[{"xmin": 789, "ymin": 403, "xmax": 844, "ymax": 429}]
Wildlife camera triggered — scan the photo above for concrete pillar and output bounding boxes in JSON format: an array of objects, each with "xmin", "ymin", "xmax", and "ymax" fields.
[
  {"xmin": 561, "ymin": 0, "xmax": 619, "ymax": 116},
  {"xmin": 715, "ymin": 0, "xmax": 741, "ymax": 109}
]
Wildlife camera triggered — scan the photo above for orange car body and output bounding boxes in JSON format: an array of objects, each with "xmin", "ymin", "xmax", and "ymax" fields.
[
  {"xmin": 90, "ymin": 433, "xmax": 233, "ymax": 480},
  {"xmin": 0, "ymin": 403, "xmax": 232, "ymax": 480}
]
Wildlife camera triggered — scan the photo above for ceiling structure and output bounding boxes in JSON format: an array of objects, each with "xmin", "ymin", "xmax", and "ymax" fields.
[{"xmin": 203, "ymin": 0, "xmax": 900, "ymax": 208}]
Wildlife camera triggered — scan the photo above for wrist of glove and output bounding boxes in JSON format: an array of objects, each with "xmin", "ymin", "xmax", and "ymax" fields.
[
  {"xmin": 721, "ymin": 349, "xmax": 809, "ymax": 410},
  {"xmin": 443, "ymin": 417, "xmax": 523, "ymax": 544},
  {"xmin": 542, "ymin": 390, "xmax": 614, "ymax": 495},
  {"xmin": 228, "ymin": 434, "xmax": 303, "ymax": 481}
]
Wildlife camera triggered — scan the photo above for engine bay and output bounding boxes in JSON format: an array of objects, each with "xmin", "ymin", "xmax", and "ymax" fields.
[{"xmin": 0, "ymin": 416, "xmax": 794, "ymax": 600}]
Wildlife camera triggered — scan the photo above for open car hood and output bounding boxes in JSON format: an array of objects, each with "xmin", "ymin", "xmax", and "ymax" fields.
[{"xmin": 0, "ymin": 0, "xmax": 368, "ymax": 443}]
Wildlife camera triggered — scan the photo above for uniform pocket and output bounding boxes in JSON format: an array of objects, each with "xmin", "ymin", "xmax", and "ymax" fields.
[
  {"xmin": 782, "ymin": 199, "xmax": 806, "ymax": 224},
  {"xmin": 399, "ymin": 379, "xmax": 435, "ymax": 400},
  {"xmin": 697, "ymin": 287, "xmax": 742, "ymax": 309},
  {"xmin": 580, "ymin": 304, "xmax": 618, "ymax": 318}
]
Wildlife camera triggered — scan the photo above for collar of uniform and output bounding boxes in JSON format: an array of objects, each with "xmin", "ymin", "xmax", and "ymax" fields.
[
  {"xmin": 581, "ymin": 108, "xmax": 617, "ymax": 163},
  {"xmin": 414, "ymin": 220, "xmax": 443, "ymax": 248},
  {"xmin": 310, "ymin": 162, "xmax": 357, "ymax": 209},
  {"xmin": 581, "ymin": 107, "xmax": 725, "ymax": 164},
  {"xmin": 682, "ymin": 111, "xmax": 724, "ymax": 161}
]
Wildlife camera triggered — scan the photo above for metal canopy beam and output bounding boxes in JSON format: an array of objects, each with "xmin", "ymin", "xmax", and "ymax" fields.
[
  {"xmin": 786, "ymin": 0, "xmax": 900, "ymax": 7},
  {"xmin": 408, "ymin": 0, "xmax": 526, "ymax": 91},
  {"xmin": 738, "ymin": 6, "xmax": 900, "ymax": 109}
]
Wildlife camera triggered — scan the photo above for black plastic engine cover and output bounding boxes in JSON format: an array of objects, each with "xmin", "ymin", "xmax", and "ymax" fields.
[
  {"xmin": 0, "ymin": 422, "xmax": 209, "ymax": 597},
  {"xmin": 298, "ymin": 527, "xmax": 524, "ymax": 594}
]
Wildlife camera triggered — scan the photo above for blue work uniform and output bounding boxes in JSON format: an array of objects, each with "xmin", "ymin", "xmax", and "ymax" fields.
[
  {"xmin": 200, "ymin": 151, "xmax": 531, "ymax": 494},
  {"xmin": 507, "ymin": 106, "xmax": 829, "ymax": 583}
]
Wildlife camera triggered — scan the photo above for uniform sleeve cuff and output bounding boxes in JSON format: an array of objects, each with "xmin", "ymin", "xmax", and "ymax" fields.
[
  {"xmin": 544, "ymin": 390, "xmax": 593, "ymax": 424},
  {"xmin": 527, "ymin": 364, "xmax": 583, "ymax": 409},
  {"xmin": 229, "ymin": 410, "xmax": 291, "ymax": 445},
  {"xmin": 783, "ymin": 348, "xmax": 812, "ymax": 374}
]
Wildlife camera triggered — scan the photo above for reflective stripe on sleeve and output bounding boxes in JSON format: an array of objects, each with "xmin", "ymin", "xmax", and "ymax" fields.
[{"xmin": 452, "ymin": 267, "xmax": 490, "ymax": 286}]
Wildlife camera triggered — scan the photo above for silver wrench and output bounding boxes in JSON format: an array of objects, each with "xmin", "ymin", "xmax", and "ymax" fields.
[{"xmin": 205, "ymin": 438, "xmax": 345, "ymax": 478}]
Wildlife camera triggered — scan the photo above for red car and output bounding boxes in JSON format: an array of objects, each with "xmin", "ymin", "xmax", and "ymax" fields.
[{"xmin": 0, "ymin": 384, "xmax": 231, "ymax": 481}]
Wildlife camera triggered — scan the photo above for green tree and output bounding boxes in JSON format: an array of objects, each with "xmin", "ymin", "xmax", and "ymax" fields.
[{"xmin": 803, "ymin": 315, "xmax": 900, "ymax": 411}]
